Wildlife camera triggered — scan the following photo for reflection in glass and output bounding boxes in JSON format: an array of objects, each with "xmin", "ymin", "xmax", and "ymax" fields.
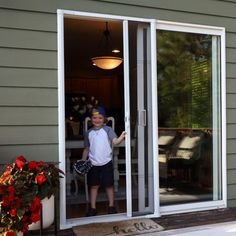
[{"xmin": 157, "ymin": 31, "xmax": 222, "ymax": 205}]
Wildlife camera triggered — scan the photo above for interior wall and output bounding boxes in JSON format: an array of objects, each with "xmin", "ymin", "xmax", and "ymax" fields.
[{"xmin": 65, "ymin": 76, "xmax": 122, "ymax": 110}]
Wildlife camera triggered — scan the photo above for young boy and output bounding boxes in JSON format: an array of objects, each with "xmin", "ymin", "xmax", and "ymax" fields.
[{"xmin": 81, "ymin": 106, "xmax": 126, "ymax": 217}]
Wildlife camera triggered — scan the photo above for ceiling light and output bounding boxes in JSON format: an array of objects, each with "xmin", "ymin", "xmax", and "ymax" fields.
[
  {"xmin": 92, "ymin": 56, "xmax": 122, "ymax": 70},
  {"xmin": 112, "ymin": 49, "xmax": 120, "ymax": 53},
  {"xmin": 91, "ymin": 22, "xmax": 123, "ymax": 70}
]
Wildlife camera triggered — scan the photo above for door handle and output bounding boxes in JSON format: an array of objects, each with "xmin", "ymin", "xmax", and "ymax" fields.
[{"xmin": 138, "ymin": 110, "xmax": 146, "ymax": 126}]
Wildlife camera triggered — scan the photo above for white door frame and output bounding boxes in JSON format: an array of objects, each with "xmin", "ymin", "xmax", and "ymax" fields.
[{"xmin": 57, "ymin": 9, "xmax": 158, "ymax": 229}]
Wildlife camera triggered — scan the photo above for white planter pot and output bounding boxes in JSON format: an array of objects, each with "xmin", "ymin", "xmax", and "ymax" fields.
[{"xmin": 29, "ymin": 195, "xmax": 55, "ymax": 231}]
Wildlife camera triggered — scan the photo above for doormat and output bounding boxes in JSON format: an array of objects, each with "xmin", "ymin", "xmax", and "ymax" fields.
[{"xmin": 72, "ymin": 218, "xmax": 164, "ymax": 236}]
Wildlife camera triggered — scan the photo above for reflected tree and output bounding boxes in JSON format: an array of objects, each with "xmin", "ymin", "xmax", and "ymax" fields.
[{"xmin": 157, "ymin": 31, "xmax": 212, "ymax": 128}]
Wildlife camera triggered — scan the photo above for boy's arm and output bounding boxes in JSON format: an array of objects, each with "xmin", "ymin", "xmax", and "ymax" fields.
[
  {"xmin": 81, "ymin": 147, "xmax": 89, "ymax": 161},
  {"xmin": 112, "ymin": 131, "xmax": 126, "ymax": 145}
]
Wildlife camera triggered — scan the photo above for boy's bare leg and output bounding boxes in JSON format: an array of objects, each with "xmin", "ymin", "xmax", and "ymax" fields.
[
  {"xmin": 90, "ymin": 185, "xmax": 99, "ymax": 208},
  {"xmin": 106, "ymin": 186, "xmax": 114, "ymax": 207}
]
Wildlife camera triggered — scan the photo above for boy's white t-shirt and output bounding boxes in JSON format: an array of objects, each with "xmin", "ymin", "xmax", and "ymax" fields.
[{"xmin": 84, "ymin": 125, "xmax": 117, "ymax": 166}]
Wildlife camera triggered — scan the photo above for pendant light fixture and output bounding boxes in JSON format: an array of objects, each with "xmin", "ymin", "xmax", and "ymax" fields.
[{"xmin": 91, "ymin": 22, "xmax": 123, "ymax": 70}]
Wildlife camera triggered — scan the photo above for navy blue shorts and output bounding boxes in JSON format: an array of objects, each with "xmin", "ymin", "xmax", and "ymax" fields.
[{"xmin": 87, "ymin": 161, "xmax": 114, "ymax": 188}]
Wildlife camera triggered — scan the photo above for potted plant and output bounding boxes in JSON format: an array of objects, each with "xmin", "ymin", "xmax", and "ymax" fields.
[{"xmin": 0, "ymin": 156, "xmax": 64, "ymax": 236}]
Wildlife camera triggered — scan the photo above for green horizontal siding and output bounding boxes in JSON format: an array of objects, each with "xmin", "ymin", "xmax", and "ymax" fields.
[
  {"xmin": 227, "ymin": 154, "xmax": 236, "ymax": 169},
  {"xmin": 228, "ymin": 169, "xmax": 236, "ymax": 184},
  {"xmin": 98, "ymin": 0, "xmax": 236, "ymax": 18},
  {"xmin": 227, "ymin": 199, "xmax": 236, "ymax": 207},
  {"xmin": 0, "ymin": 144, "xmax": 58, "ymax": 163},
  {"xmin": 0, "ymin": 8, "xmax": 56, "ymax": 32},
  {"xmin": 227, "ymin": 125, "xmax": 236, "ymax": 138},
  {"xmin": 227, "ymin": 95, "xmax": 236, "ymax": 108},
  {"xmin": 0, "ymin": 28, "xmax": 57, "ymax": 50},
  {"xmin": 227, "ymin": 48, "xmax": 236, "ymax": 63},
  {"xmin": 227, "ymin": 79, "xmax": 236, "ymax": 93},
  {"xmin": 227, "ymin": 139, "xmax": 236, "ymax": 154},
  {"xmin": 227, "ymin": 64, "xmax": 235, "ymax": 78},
  {"xmin": 0, "ymin": 126, "xmax": 58, "ymax": 145},
  {"xmin": 220, "ymin": 0, "xmax": 236, "ymax": 3},
  {"xmin": 227, "ymin": 184, "xmax": 236, "ymax": 199},
  {"xmin": 0, "ymin": 107, "xmax": 58, "ymax": 125},
  {"xmin": 0, "ymin": 87, "xmax": 58, "ymax": 106},
  {"xmin": 0, "ymin": 5, "xmax": 58, "ymax": 165},
  {"xmin": 227, "ymin": 33, "xmax": 236, "ymax": 48},
  {"xmin": 0, "ymin": 48, "xmax": 57, "ymax": 69},
  {"xmin": 227, "ymin": 110, "xmax": 236, "ymax": 124},
  {"xmin": 0, "ymin": 67, "xmax": 57, "ymax": 88},
  {"xmin": 228, "ymin": 186, "xmax": 235, "ymax": 199},
  {"xmin": 1, "ymin": 0, "xmax": 236, "ymax": 19}
]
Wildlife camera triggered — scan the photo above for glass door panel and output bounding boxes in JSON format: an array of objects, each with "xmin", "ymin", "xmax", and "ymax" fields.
[
  {"xmin": 128, "ymin": 21, "xmax": 154, "ymax": 215},
  {"xmin": 156, "ymin": 30, "xmax": 222, "ymax": 205}
]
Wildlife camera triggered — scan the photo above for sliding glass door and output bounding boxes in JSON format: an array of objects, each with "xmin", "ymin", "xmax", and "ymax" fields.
[
  {"xmin": 156, "ymin": 26, "xmax": 225, "ymax": 208},
  {"xmin": 58, "ymin": 10, "xmax": 225, "ymax": 228},
  {"xmin": 126, "ymin": 21, "xmax": 157, "ymax": 216}
]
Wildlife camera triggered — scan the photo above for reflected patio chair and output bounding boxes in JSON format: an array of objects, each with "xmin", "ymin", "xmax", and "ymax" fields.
[
  {"xmin": 158, "ymin": 130, "xmax": 177, "ymax": 181},
  {"xmin": 168, "ymin": 131, "xmax": 204, "ymax": 182}
]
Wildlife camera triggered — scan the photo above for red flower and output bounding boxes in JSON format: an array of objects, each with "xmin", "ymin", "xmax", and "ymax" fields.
[
  {"xmin": 16, "ymin": 155, "xmax": 27, "ymax": 162},
  {"xmin": 8, "ymin": 186, "xmax": 15, "ymax": 201},
  {"xmin": 14, "ymin": 198, "xmax": 22, "ymax": 208},
  {"xmin": 30, "ymin": 212, "xmax": 41, "ymax": 223},
  {"xmin": 8, "ymin": 193, "xmax": 14, "ymax": 202},
  {"xmin": 2, "ymin": 196, "xmax": 10, "ymax": 207},
  {"xmin": 22, "ymin": 215, "xmax": 29, "ymax": 223},
  {"xmin": 38, "ymin": 161, "xmax": 46, "ymax": 167},
  {"xmin": 28, "ymin": 161, "xmax": 38, "ymax": 170},
  {"xmin": 35, "ymin": 174, "xmax": 46, "ymax": 185},
  {"xmin": 9, "ymin": 208, "xmax": 17, "ymax": 217},
  {"xmin": 8, "ymin": 186, "xmax": 15, "ymax": 193},
  {"xmin": 30, "ymin": 197, "xmax": 42, "ymax": 212},
  {"xmin": 29, "ymin": 197, "xmax": 42, "ymax": 223},
  {"xmin": 15, "ymin": 156, "xmax": 26, "ymax": 169},
  {"xmin": 22, "ymin": 223, "xmax": 29, "ymax": 233},
  {"xmin": 4, "ymin": 231, "xmax": 15, "ymax": 236},
  {"xmin": 15, "ymin": 159, "xmax": 23, "ymax": 169}
]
